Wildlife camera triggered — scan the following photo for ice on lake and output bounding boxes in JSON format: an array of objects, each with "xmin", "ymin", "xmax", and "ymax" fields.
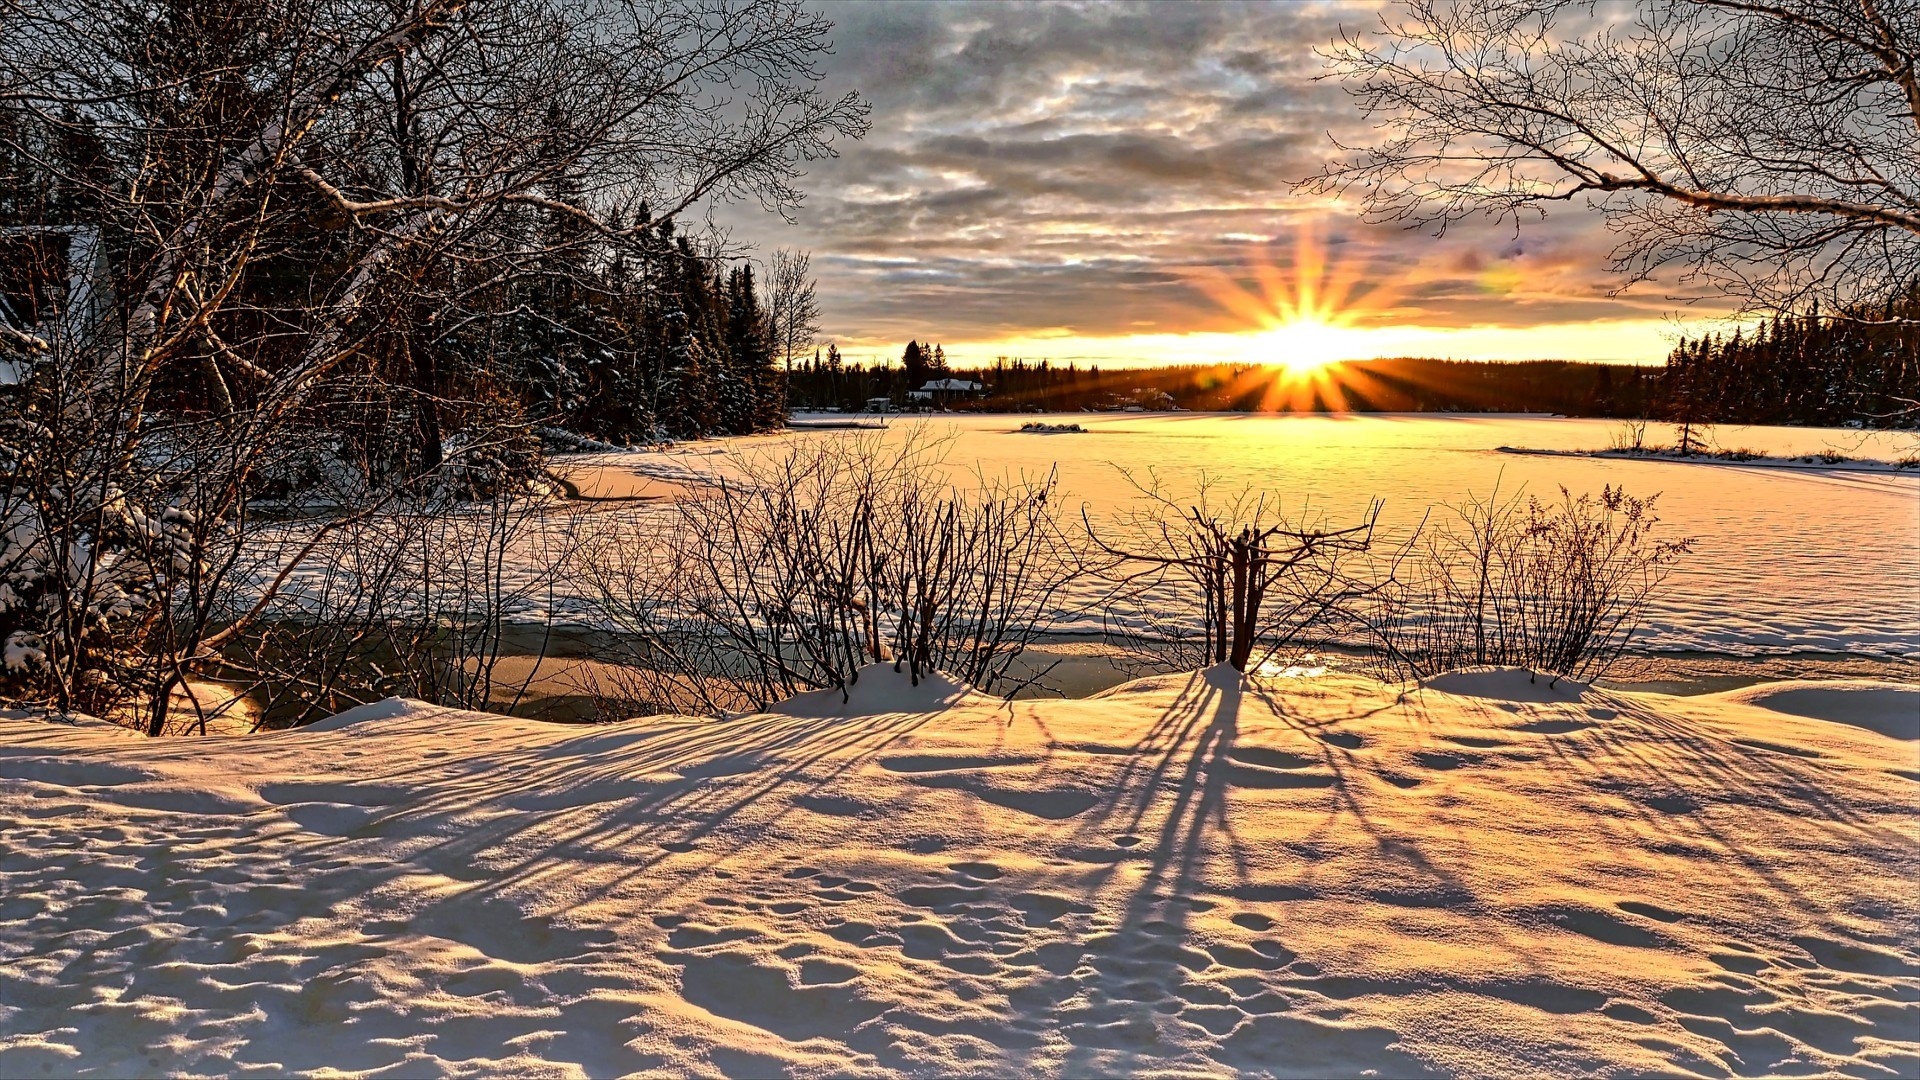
[{"xmin": 600, "ymin": 413, "xmax": 1920, "ymax": 660}]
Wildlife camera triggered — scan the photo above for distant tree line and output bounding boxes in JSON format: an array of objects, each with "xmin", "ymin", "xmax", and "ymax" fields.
[
  {"xmin": 1664, "ymin": 296, "xmax": 1920, "ymax": 428},
  {"xmin": 789, "ymin": 355, "xmax": 1659, "ymax": 417},
  {"xmin": 791, "ymin": 342, "xmax": 1914, "ymax": 427},
  {"xmin": 788, "ymin": 339, "xmax": 955, "ymax": 408}
]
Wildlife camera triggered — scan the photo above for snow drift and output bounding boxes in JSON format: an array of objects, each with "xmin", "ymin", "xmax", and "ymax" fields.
[
  {"xmin": 1, "ymin": 665, "xmax": 1916, "ymax": 1077},
  {"xmin": 1710, "ymin": 679, "xmax": 1920, "ymax": 742}
]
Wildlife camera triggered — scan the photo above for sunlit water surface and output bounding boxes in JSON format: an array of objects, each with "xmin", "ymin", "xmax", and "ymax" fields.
[{"xmin": 623, "ymin": 413, "xmax": 1920, "ymax": 660}]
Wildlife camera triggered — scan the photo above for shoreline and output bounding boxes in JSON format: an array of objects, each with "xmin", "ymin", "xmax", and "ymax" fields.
[
  {"xmin": 1498, "ymin": 444, "xmax": 1920, "ymax": 474},
  {"xmin": 458, "ymin": 626, "xmax": 1920, "ymax": 726}
]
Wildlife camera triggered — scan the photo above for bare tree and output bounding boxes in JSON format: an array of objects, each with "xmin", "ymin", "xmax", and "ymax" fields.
[
  {"xmin": 1088, "ymin": 471, "xmax": 1383, "ymax": 674},
  {"xmin": 0, "ymin": 0, "xmax": 866, "ymax": 731},
  {"xmin": 765, "ymin": 247, "xmax": 822, "ymax": 373},
  {"xmin": 1311, "ymin": 0, "xmax": 1920, "ymax": 320},
  {"xmin": 581, "ymin": 433, "xmax": 1087, "ymax": 713}
]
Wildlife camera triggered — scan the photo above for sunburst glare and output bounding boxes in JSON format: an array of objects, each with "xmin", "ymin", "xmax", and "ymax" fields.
[{"xmin": 1187, "ymin": 225, "xmax": 1401, "ymax": 410}]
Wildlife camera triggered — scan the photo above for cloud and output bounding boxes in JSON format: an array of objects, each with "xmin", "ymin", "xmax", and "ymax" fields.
[{"xmin": 712, "ymin": 0, "xmax": 1703, "ymax": 364}]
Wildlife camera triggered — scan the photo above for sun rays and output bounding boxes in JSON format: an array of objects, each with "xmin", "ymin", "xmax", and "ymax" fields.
[{"xmin": 1185, "ymin": 225, "xmax": 1404, "ymax": 411}]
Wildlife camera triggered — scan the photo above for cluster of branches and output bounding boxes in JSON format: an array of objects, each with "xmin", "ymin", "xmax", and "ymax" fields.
[
  {"xmin": 579, "ymin": 433, "xmax": 1086, "ymax": 714},
  {"xmin": 1360, "ymin": 485, "xmax": 1694, "ymax": 684},
  {"xmin": 1088, "ymin": 476, "xmax": 1691, "ymax": 687},
  {"xmin": 1089, "ymin": 474, "xmax": 1385, "ymax": 674},
  {"xmin": 175, "ymin": 487, "xmax": 577, "ymax": 734},
  {"xmin": 1313, "ymin": 0, "xmax": 1920, "ymax": 322},
  {"xmin": 0, "ymin": 0, "xmax": 864, "ymax": 728}
]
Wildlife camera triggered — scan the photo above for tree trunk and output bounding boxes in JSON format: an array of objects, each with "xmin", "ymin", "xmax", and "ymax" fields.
[
  {"xmin": 1228, "ymin": 532, "xmax": 1253, "ymax": 671},
  {"xmin": 410, "ymin": 334, "xmax": 443, "ymax": 473},
  {"xmin": 1211, "ymin": 556, "xmax": 1229, "ymax": 665}
]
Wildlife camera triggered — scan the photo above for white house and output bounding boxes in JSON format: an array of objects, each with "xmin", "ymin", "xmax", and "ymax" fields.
[{"xmin": 907, "ymin": 378, "xmax": 985, "ymax": 406}]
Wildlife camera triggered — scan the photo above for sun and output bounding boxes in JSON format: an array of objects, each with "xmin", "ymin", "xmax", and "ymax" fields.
[
  {"xmin": 1187, "ymin": 224, "xmax": 1397, "ymax": 379},
  {"xmin": 1248, "ymin": 318, "xmax": 1371, "ymax": 375},
  {"xmin": 1178, "ymin": 225, "xmax": 1408, "ymax": 410}
]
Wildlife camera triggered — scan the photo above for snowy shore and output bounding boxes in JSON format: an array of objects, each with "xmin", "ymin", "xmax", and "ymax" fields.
[
  {"xmin": 1497, "ymin": 444, "xmax": 1920, "ymax": 474},
  {"xmin": 3, "ymin": 665, "xmax": 1916, "ymax": 1076}
]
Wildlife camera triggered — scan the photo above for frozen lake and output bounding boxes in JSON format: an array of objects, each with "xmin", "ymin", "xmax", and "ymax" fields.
[{"xmin": 616, "ymin": 413, "xmax": 1920, "ymax": 660}]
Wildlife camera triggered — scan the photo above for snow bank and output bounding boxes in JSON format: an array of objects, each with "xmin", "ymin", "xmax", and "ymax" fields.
[
  {"xmin": 2, "ymin": 669, "xmax": 1916, "ymax": 1077},
  {"xmin": 1711, "ymin": 679, "xmax": 1920, "ymax": 742},
  {"xmin": 768, "ymin": 663, "xmax": 995, "ymax": 718},
  {"xmin": 1419, "ymin": 665, "xmax": 1594, "ymax": 703}
]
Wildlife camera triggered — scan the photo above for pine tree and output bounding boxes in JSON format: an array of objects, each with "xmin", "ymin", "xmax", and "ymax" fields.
[
  {"xmin": 902, "ymin": 339, "xmax": 927, "ymax": 389},
  {"xmin": 655, "ymin": 233, "xmax": 716, "ymax": 437},
  {"xmin": 512, "ymin": 162, "xmax": 600, "ymax": 433},
  {"xmin": 721, "ymin": 264, "xmax": 781, "ymax": 432}
]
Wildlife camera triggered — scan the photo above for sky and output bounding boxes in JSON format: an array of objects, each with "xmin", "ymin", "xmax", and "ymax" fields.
[{"xmin": 728, "ymin": 0, "xmax": 1724, "ymax": 370}]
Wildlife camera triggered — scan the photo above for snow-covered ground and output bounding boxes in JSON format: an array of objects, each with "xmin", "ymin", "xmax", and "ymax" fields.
[
  {"xmin": 1500, "ymin": 445, "xmax": 1920, "ymax": 473},
  {"xmin": 4, "ymin": 665, "xmax": 1916, "ymax": 1076}
]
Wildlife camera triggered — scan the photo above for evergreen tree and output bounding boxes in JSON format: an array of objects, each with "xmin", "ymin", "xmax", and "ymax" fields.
[
  {"xmin": 1661, "ymin": 296, "xmax": 1920, "ymax": 428},
  {"xmin": 511, "ymin": 161, "xmax": 600, "ymax": 433},
  {"xmin": 720, "ymin": 264, "xmax": 782, "ymax": 432},
  {"xmin": 902, "ymin": 339, "xmax": 927, "ymax": 388},
  {"xmin": 654, "ymin": 233, "xmax": 716, "ymax": 437}
]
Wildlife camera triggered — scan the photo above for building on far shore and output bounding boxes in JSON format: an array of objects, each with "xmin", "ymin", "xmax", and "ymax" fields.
[{"xmin": 908, "ymin": 378, "xmax": 986, "ymax": 407}]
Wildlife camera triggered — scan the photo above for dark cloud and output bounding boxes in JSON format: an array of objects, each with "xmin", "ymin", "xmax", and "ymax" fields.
[{"xmin": 715, "ymin": 1, "xmax": 1674, "ymax": 361}]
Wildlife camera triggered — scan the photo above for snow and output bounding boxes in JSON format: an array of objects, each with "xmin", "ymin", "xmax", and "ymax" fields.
[
  {"xmin": 302, "ymin": 696, "xmax": 451, "ymax": 731},
  {"xmin": 769, "ymin": 665, "xmax": 990, "ymax": 718},
  {"xmin": 2, "ymin": 631, "xmax": 45, "ymax": 673},
  {"xmin": 1710, "ymin": 680, "xmax": 1920, "ymax": 741},
  {"xmin": 1501, "ymin": 445, "xmax": 1920, "ymax": 474},
  {"xmin": 1419, "ymin": 665, "xmax": 1595, "ymax": 702},
  {"xmin": 4, "ymin": 664, "xmax": 1917, "ymax": 1076},
  {"xmin": 550, "ymin": 414, "xmax": 1920, "ymax": 660}
]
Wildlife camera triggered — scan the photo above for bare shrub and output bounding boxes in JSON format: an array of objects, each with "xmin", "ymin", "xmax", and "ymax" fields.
[
  {"xmin": 1362, "ymin": 485, "xmax": 1693, "ymax": 683},
  {"xmin": 212, "ymin": 486, "xmax": 579, "ymax": 729},
  {"xmin": 1608, "ymin": 419, "xmax": 1649, "ymax": 453},
  {"xmin": 1089, "ymin": 471, "xmax": 1382, "ymax": 674},
  {"xmin": 580, "ymin": 433, "xmax": 1085, "ymax": 713}
]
